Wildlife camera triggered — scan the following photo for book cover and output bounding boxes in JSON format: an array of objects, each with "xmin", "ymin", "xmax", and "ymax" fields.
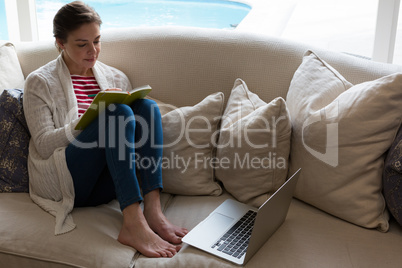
[{"xmin": 74, "ymin": 85, "xmax": 152, "ymax": 130}]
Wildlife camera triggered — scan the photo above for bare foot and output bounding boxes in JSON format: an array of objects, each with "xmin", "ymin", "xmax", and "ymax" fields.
[
  {"xmin": 144, "ymin": 190, "xmax": 189, "ymax": 245},
  {"xmin": 118, "ymin": 203, "xmax": 180, "ymax": 258},
  {"xmin": 144, "ymin": 208, "xmax": 189, "ymax": 245}
]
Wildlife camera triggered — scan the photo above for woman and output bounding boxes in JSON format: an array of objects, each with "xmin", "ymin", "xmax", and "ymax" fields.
[{"xmin": 23, "ymin": 1, "xmax": 187, "ymax": 258}]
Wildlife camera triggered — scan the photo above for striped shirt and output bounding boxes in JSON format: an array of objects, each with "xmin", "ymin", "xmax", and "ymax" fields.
[{"xmin": 71, "ymin": 75, "xmax": 101, "ymax": 117}]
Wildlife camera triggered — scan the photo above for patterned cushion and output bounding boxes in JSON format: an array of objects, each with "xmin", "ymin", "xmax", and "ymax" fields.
[
  {"xmin": 383, "ymin": 125, "xmax": 402, "ymax": 226},
  {"xmin": 0, "ymin": 89, "xmax": 30, "ymax": 192}
]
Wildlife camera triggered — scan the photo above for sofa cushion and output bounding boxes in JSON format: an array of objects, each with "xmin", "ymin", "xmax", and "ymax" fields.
[
  {"xmin": 286, "ymin": 50, "xmax": 402, "ymax": 232},
  {"xmin": 0, "ymin": 89, "xmax": 30, "ymax": 193},
  {"xmin": 134, "ymin": 194, "xmax": 402, "ymax": 268},
  {"xmin": 215, "ymin": 79, "xmax": 291, "ymax": 207},
  {"xmin": 160, "ymin": 92, "xmax": 224, "ymax": 196},
  {"xmin": 146, "ymin": 95, "xmax": 176, "ymax": 116},
  {"xmin": 0, "ymin": 43, "xmax": 25, "ymax": 94},
  {"xmin": 0, "ymin": 192, "xmax": 151, "ymax": 267},
  {"xmin": 383, "ymin": 125, "xmax": 402, "ymax": 226}
]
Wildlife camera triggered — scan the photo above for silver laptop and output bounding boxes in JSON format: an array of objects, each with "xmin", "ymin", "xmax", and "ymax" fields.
[{"xmin": 182, "ymin": 169, "xmax": 301, "ymax": 265}]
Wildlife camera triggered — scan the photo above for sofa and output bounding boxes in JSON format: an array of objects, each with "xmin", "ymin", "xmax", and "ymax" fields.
[{"xmin": 1, "ymin": 26, "xmax": 402, "ymax": 268}]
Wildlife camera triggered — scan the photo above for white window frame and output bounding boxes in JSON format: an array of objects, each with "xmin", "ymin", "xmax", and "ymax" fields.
[
  {"xmin": 4, "ymin": 0, "xmax": 401, "ymax": 64},
  {"xmin": 372, "ymin": 0, "xmax": 400, "ymax": 63},
  {"xmin": 5, "ymin": 0, "xmax": 38, "ymax": 41}
]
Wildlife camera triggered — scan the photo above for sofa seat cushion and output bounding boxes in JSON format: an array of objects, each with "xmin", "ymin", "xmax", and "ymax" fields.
[
  {"xmin": 1, "ymin": 192, "xmax": 402, "ymax": 267},
  {"xmin": 0, "ymin": 193, "xmax": 147, "ymax": 268},
  {"xmin": 134, "ymin": 195, "xmax": 402, "ymax": 268}
]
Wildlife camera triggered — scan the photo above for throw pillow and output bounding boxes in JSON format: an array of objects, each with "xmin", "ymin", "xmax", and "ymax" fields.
[
  {"xmin": 383, "ymin": 125, "xmax": 402, "ymax": 226},
  {"xmin": 0, "ymin": 89, "xmax": 30, "ymax": 192},
  {"xmin": 161, "ymin": 92, "xmax": 224, "ymax": 196},
  {"xmin": 0, "ymin": 43, "xmax": 25, "ymax": 94},
  {"xmin": 286, "ymin": 50, "xmax": 402, "ymax": 232},
  {"xmin": 215, "ymin": 79, "xmax": 292, "ymax": 207},
  {"xmin": 146, "ymin": 95, "xmax": 176, "ymax": 116}
]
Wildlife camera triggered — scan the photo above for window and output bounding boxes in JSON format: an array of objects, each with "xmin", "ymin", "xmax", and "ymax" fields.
[
  {"xmin": 393, "ymin": 1, "xmax": 402, "ymax": 64},
  {"xmin": 281, "ymin": 0, "xmax": 378, "ymax": 61},
  {"xmin": 35, "ymin": 0, "xmax": 65, "ymax": 41},
  {"xmin": 2, "ymin": 0, "xmax": 402, "ymax": 65},
  {"xmin": 0, "ymin": 0, "xmax": 8, "ymax": 40}
]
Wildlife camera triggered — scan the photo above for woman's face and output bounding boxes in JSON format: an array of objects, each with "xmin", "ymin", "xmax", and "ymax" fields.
[{"xmin": 56, "ymin": 22, "xmax": 101, "ymax": 76}]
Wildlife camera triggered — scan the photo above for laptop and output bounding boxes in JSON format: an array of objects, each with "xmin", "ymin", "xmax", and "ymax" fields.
[{"xmin": 182, "ymin": 168, "xmax": 301, "ymax": 265}]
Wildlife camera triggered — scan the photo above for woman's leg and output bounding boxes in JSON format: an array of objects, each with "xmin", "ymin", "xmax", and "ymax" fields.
[
  {"xmin": 103, "ymin": 102, "xmax": 179, "ymax": 257},
  {"xmin": 129, "ymin": 99, "xmax": 188, "ymax": 244},
  {"xmin": 103, "ymin": 103, "xmax": 143, "ymax": 210},
  {"xmin": 66, "ymin": 114, "xmax": 116, "ymax": 207},
  {"xmin": 67, "ymin": 101, "xmax": 186, "ymax": 257},
  {"xmin": 66, "ymin": 104, "xmax": 177, "ymax": 257},
  {"xmin": 130, "ymin": 99, "xmax": 163, "ymax": 195},
  {"xmin": 66, "ymin": 104, "xmax": 142, "ymax": 209}
]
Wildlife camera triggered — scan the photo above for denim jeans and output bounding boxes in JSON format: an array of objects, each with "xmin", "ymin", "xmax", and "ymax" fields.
[{"xmin": 65, "ymin": 99, "xmax": 163, "ymax": 211}]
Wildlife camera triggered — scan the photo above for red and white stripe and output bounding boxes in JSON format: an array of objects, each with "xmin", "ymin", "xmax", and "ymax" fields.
[{"xmin": 71, "ymin": 75, "xmax": 101, "ymax": 117}]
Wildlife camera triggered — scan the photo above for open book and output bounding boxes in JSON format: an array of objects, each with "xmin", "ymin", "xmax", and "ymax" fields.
[{"xmin": 74, "ymin": 85, "xmax": 152, "ymax": 130}]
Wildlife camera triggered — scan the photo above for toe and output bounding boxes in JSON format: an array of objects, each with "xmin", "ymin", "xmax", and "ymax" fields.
[{"xmin": 176, "ymin": 228, "xmax": 188, "ymax": 237}]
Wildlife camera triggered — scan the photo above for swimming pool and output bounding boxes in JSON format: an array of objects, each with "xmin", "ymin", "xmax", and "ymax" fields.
[{"xmin": 35, "ymin": 0, "xmax": 251, "ymax": 40}]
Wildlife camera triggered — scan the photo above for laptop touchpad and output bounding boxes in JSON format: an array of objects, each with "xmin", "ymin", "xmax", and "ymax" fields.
[{"xmin": 202, "ymin": 212, "xmax": 234, "ymax": 238}]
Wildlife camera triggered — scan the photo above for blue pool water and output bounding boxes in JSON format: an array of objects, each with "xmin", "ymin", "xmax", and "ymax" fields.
[
  {"xmin": 33, "ymin": 0, "xmax": 251, "ymax": 41},
  {"xmin": 0, "ymin": 0, "xmax": 252, "ymax": 41},
  {"xmin": 87, "ymin": 0, "xmax": 251, "ymax": 29}
]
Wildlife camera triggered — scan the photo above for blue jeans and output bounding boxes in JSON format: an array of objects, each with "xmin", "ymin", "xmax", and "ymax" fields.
[{"xmin": 65, "ymin": 99, "xmax": 163, "ymax": 211}]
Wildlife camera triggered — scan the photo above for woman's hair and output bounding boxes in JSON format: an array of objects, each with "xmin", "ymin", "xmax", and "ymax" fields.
[{"xmin": 53, "ymin": 1, "xmax": 102, "ymax": 52}]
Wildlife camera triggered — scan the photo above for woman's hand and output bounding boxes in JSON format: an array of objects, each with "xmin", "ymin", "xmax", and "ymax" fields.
[{"xmin": 105, "ymin": 88, "xmax": 122, "ymax": 92}]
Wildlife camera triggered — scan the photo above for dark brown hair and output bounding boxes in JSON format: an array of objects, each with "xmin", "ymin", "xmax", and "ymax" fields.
[{"xmin": 53, "ymin": 1, "xmax": 102, "ymax": 52}]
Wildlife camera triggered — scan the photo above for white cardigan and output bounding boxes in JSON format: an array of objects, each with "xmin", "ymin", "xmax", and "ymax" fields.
[{"xmin": 23, "ymin": 54, "xmax": 132, "ymax": 235}]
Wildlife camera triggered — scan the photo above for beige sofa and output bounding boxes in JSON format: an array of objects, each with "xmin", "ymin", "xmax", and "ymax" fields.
[{"xmin": 1, "ymin": 26, "xmax": 402, "ymax": 268}]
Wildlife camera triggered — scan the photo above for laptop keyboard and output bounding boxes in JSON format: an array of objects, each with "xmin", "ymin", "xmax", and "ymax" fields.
[{"xmin": 211, "ymin": 210, "xmax": 257, "ymax": 259}]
